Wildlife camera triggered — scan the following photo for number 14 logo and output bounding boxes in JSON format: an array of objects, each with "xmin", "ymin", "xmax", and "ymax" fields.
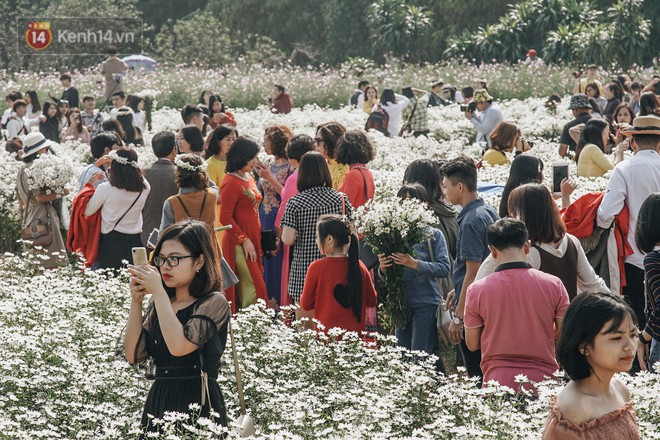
[{"xmin": 26, "ymin": 22, "xmax": 52, "ymax": 51}]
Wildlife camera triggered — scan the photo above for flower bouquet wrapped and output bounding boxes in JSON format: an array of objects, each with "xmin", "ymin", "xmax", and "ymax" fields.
[
  {"xmin": 25, "ymin": 154, "xmax": 75, "ymax": 195},
  {"xmin": 355, "ymin": 197, "xmax": 437, "ymax": 328}
]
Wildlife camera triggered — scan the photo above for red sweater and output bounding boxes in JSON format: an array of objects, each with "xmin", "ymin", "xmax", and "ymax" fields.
[
  {"xmin": 339, "ymin": 165, "xmax": 375, "ymax": 209},
  {"xmin": 300, "ymin": 257, "xmax": 377, "ymax": 334},
  {"xmin": 67, "ymin": 184, "xmax": 102, "ymax": 267}
]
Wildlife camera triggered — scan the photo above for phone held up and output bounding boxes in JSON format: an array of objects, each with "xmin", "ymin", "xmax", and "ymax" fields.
[
  {"xmin": 132, "ymin": 247, "xmax": 149, "ymax": 266},
  {"xmin": 552, "ymin": 163, "xmax": 569, "ymax": 193}
]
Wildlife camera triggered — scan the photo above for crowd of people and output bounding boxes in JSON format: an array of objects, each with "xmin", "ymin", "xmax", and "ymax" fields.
[{"xmin": 4, "ymin": 60, "xmax": 660, "ymax": 437}]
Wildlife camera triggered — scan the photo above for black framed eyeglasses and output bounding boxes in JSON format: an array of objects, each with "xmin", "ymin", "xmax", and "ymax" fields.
[{"xmin": 152, "ymin": 255, "xmax": 196, "ymax": 267}]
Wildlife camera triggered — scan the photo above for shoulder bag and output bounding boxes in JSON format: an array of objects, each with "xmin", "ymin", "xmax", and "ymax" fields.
[
  {"xmin": 20, "ymin": 192, "xmax": 53, "ymax": 248},
  {"xmin": 354, "ymin": 168, "xmax": 379, "ymax": 270},
  {"xmin": 427, "ymin": 238, "xmax": 455, "ymax": 346}
]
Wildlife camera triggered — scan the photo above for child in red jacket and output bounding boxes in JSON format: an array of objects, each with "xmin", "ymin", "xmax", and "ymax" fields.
[{"xmin": 300, "ymin": 215, "xmax": 377, "ymax": 335}]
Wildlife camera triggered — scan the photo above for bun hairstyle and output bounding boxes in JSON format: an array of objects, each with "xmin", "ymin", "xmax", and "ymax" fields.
[
  {"xmin": 174, "ymin": 153, "xmax": 210, "ymax": 190},
  {"xmin": 316, "ymin": 215, "xmax": 363, "ymax": 322}
]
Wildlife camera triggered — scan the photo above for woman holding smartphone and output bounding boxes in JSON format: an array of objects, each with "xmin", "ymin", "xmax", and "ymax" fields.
[{"xmin": 125, "ymin": 220, "xmax": 230, "ymax": 433}]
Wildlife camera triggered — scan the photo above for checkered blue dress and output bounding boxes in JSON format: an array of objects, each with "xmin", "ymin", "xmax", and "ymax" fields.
[{"xmin": 280, "ymin": 187, "xmax": 353, "ymax": 302}]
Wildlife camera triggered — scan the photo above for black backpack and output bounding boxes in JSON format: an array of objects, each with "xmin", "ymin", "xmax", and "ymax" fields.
[
  {"xmin": 365, "ymin": 105, "xmax": 390, "ymax": 136},
  {"xmin": 350, "ymin": 91, "xmax": 362, "ymax": 107}
]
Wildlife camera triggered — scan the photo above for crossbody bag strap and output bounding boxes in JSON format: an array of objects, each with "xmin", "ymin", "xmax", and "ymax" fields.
[
  {"xmin": 175, "ymin": 195, "xmax": 192, "ymax": 218},
  {"xmin": 189, "ymin": 292, "xmax": 220, "ymax": 411},
  {"xmin": 198, "ymin": 191, "xmax": 208, "ymax": 218},
  {"xmin": 406, "ymin": 100, "xmax": 419, "ymax": 123},
  {"xmin": 356, "ymin": 167, "xmax": 368, "ymax": 200},
  {"xmin": 340, "ymin": 192, "xmax": 346, "ymax": 217},
  {"xmin": 112, "ymin": 187, "xmax": 143, "ymax": 232}
]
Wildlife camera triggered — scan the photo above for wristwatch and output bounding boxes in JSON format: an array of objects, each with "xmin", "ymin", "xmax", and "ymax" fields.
[
  {"xmin": 639, "ymin": 331, "xmax": 651, "ymax": 345},
  {"xmin": 452, "ymin": 316, "xmax": 463, "ymax": 325}
]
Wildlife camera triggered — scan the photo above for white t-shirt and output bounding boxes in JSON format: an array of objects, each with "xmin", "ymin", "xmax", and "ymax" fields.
[
  {"xmin": 84, "ymin": 180, "xmax": 151, "ymax": 234},
  {"xmin": 374, "ymin": 94, "xmax": 410, "ymax": 137}
]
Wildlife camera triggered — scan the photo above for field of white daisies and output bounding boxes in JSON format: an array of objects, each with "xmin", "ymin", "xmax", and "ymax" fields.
[{"xmin": 1, "ymin": 95, "xmax": 659, "ymax": 439}]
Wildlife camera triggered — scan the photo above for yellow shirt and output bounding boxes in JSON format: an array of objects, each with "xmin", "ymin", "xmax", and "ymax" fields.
[
  {"xmin": 483, "ymin": 149, "xmax": 510, "ymax": 166},
  {"xmin": 206, "ymin": 156, "xmax": 227, "ymax": 244},
  {"xmin": 577, "ymin": 144, "xmax": 613, "ymax": 177},
  {"xmin": 328, "ymin": 159, "xmax": 349, "ymax": 189},
  {"xmin": 363, "ymin": 101, "xmax": 375, "ymax": 114}
]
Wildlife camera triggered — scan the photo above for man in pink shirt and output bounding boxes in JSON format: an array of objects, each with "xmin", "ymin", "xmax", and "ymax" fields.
[{"xmin": 465, "ymin": 218, "xmax": 570, "ymax": 392}]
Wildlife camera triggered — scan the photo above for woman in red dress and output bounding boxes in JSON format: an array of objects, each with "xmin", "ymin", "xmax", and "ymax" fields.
[{"xmin": 220, "ymin": 137, "xmax": 268, "ymax": 312}]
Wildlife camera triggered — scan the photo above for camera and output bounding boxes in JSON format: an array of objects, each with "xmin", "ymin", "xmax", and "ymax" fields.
[
  {"xmin": 572, "ymin": 71, "xmax": 582, "ymax": 79},
  {"xmin": 460, "ymin": 102, "xmax": 477, "ymax": 113},
  {"xmin": 112, "ymin": 73, "xmax": 124, "ymax": 82},
  {"xmin": 526, "ymin": 140, "xmax": 534, "ymax": 149}
]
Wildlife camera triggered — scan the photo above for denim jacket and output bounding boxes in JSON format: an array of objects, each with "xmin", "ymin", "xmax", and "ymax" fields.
[{"xmin": 403, "ymin": 227, "xmax": 451, "ymax": 308}]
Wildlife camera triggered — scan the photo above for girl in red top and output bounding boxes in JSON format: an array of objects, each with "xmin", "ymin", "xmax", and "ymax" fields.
[
  {"xmin": 208, "ymin": 95, "xmax": 236, "ymax": 131},
  {"xmin": 336, "ymin": 129, "xmax": 376, "ymax": 209},
  {"xmin": 220, "ymin": 137, "xmax": 268, "ymax": 312},
  {"xmin": 300, "ymin": 215, "xmax": 377, "ymax": 334}
]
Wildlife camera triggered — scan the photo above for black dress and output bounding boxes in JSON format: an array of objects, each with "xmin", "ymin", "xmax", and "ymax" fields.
[{"xmin": 135, "ymin": 292, "xmax": 230, "ymax": 432}]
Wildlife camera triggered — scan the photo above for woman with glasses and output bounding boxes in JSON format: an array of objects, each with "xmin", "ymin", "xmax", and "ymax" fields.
[
  {"xmin": 314, "ymin": 121, "xmax": 349, "ymax": 189},
  {"xmin": 220, "ymin": 137, "xmax": 268, "ymax": 312},
  {"xmin": 125, "ymin": 219, "xmax": 230, "ymax": 433}
]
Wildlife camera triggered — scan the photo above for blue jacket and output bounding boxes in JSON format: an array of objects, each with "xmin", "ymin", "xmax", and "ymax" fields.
[{"xmin": 403, "ymin": 227, "xmax": 451, "ymax": 308}]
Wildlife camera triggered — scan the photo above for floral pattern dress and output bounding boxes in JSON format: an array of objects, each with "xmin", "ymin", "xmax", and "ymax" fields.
[
  {"xmin": 220, "ymin": 173, "xmax": 268, "ymax": 312},
  {"xmin": 258, "ymin": 160, "xmax": 291, "ymax": 305}
]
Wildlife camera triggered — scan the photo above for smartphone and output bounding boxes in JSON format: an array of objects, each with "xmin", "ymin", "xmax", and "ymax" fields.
[
  {"xmin": 132, "ymin": 247, "xmax": 149, "ymax": 266},
  {"xmin": 552, "ymin": 163, "xmax": 569, "ymax": 193},
  {"xmin": 146, "ymin": 228, "xmax": 159, "ymax": 249}
]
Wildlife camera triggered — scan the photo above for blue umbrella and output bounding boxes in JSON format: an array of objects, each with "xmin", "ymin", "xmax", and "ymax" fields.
[{"xmin": 122, "ymin": 55, "xmax": 158, "ymax": 71}]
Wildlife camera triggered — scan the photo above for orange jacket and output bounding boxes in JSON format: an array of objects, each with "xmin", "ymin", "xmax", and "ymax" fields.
[
  {"xmin": 562, "ymin": 192, "xmax": 633, "ymax": 293},
  {"xmin": 67, "ymin": 184, "xmax": 101, "ymax": 267}
]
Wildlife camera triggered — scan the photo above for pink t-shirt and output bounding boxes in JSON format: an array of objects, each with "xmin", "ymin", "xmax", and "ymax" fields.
[
  {"xmin": 275, "ymin": 170, "xmax": 299, "ymax": 228},
  {"xmin": 464, "ymin": 266, "xmax": 569, "ymax": 391}
]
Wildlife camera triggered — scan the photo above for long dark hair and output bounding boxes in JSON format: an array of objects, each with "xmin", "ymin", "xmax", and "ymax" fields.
[
  {"xmin": 116, "ymin": 109, "xmax": 140, "ymax": 146},
  {"xmin": 404, "ymin": 159, "xmax": 445, "ymax": 204},
  {"xmin": 26, "ymin": 90, "xmax": 41, "ymax": 113},
  {"xmin": 380, "ymin": 89, "xmax": 396, "ymax": 105},
  {"xmin": 575, "ymin": 118, "xmax": 608, "ymax": 164},
  {"xmin": 208, "ymin": 95, "xmax": 225, "ymax": 114},
  {"xmin": 508, "ymin": 183, "xmax": 565, "ymax": 244},
  {"xmin": 66, "ymin": 108, "xmax": 84, "ymax": 134},
  {"xmin": 153, "ymin": 219, "xmax": 223, "ymax": 298},
  {"xmin": 316, "ymin": 215, "xmax": 363, "ymax": 322},
  {"xmin": 639, "ymin": 92, "xmax": 660, "ymax": 117},
  {"xmin": 499, "ymin": 154, "xmax": 543, "ymax": 218},
  {"xmin": 40, "ymin": 101, "xmax": 60, "ymax": 143},
  {"xmin": 634, "ymin": 192, "xmax": 660, "ymax": 254},
  {"xmin": 109, "ymin": 147, "xmax": 146, "ymax": 192}
]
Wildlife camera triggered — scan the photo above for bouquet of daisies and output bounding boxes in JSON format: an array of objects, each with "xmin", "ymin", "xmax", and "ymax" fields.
[
  {"xmin": 25, "ymin": 154, "xmax": 75, "ymax": 195},
  {"xmin": 355, "ymin": 197, "xmax": 437, "ymax": 328}
]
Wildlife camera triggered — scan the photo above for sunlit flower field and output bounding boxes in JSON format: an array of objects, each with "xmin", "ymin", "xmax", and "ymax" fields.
[{"xmin": 1, "ymin": 94, "xmax": 658, "ymax": 439}]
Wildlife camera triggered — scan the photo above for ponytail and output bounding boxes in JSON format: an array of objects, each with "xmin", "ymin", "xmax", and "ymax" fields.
[
  {"xmin": 347, "ymin": 233, "xmax": 363, "ymax": 322},
  {"xmin": 317, "ymin": 215, "xmax": 364, "ymax": 322}
]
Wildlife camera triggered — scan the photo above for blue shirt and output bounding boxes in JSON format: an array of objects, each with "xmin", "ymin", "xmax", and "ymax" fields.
[
  {"xmin": 403, "ymin": 227, "xmax": 451, "ymax": 308},
  {"xmin": 453, "ymin": 198, "xmax": 499, "ymax": 300}
]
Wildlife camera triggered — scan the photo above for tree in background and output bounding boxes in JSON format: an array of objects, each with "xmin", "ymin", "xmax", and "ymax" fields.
[{"xmin": 445, "ymin": 0, "xmax": 652, "ymax": 68}]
